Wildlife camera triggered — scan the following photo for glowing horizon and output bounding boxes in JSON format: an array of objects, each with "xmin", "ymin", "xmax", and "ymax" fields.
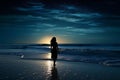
[{"xmin": 37, "ymin": 36, "xmax": 68, "ymax": 44}]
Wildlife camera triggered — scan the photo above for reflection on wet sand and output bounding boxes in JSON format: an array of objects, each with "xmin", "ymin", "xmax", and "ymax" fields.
[
  {"xmin": 46, "ymin": 60, "xmax": 59, "ymax": 80},
  {"xmin": 50, "ymin": 66, "xmax": 59, "ymax": 80}
]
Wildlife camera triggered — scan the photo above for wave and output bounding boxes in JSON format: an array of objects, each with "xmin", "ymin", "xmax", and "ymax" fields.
[
  {"xmin": 0, "ymin": 44, "xmax": 120, "ymax": 67},
  {"xmin": 103, "ymin": 60, "xmax": 120, "ymax": 67},
  {"xmin": 20, "ymin": 54, "xmax": 120, "ymax": 67}
]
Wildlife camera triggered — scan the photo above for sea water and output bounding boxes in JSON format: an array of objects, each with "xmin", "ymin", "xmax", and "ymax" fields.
[{"xmin": 0, "ymin": 44, "xmax": 120, "ymax": 67}]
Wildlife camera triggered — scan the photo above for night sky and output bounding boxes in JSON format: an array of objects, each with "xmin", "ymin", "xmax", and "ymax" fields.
[{"xmin": 0, "ymin": 0, "xmax": 120, "ymax": 44}]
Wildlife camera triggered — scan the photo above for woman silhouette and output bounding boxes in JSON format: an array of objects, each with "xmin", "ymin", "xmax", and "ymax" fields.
[{"xmin": 50, "ymin": 37, "xmax": 58, "ymax": 66}]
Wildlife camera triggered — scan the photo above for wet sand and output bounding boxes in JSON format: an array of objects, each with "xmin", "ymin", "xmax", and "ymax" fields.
[{"xmin": 0, "ymin": 55, "xmax": 120, "ymax": 80}]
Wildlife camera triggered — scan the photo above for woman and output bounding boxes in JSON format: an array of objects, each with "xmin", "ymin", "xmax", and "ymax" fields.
[{"xmin": 50, "ymin": 37, "xmax": 58, "ymax": 66}]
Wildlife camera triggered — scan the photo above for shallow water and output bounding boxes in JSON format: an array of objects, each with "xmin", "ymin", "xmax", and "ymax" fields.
[{"xmin": 0, "ymin": 44, "xmax": 120, "ymax": 67}]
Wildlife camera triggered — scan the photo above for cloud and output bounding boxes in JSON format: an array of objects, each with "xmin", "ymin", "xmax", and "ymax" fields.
[
  {"xmin": 17, "ymin": 2, "xmax": 44, "ymax": 12},
  {"xmin": 61, "ymin": 5, "xmax": 78, "ymax": 10},
  {"xmin": 27, "ymin": 2, "xmax": 44, "ymax": 5},
  {"xmin": 66, "ymin": 27, "xmax": 105, "ymax": 34},
  {"xmin": 46, "ymin": 8, "xmax": 103, "ymax": 26},
  {"xmin": 70, "ymin": 13, "xmax": 102, "ymax": 18},
  {"xmin": 25, "ymin": 15, "xmax": 49, "ymax": 20},
  {"xmin": 42, "ymin": 23, "xmax": 56, "ymax": 27},
  {"xmin": 49, "ymin": 9, "xmax": 64, "ymax": 14},
  {"xmin": 53, "ymin": 16, "xmax": 80, "ymax": 23},
  {"xmin": 16, "ymin": 2, "xmax": 103, "ymax": 27},
  {"xmin": 17, "ymin": 6, "xmax": 44, "ymax": 11},
  {"xmin": 81, "ymin": 28, "xmax": 104, "ymax": 33}
]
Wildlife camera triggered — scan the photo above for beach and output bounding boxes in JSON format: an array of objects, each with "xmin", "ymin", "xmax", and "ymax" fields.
[
  {"xmin": 0, "ymin": 44, "xmax": 120, "ymax": 80},
  {"xmin": 0, "ymin": 0, "xmax": 120, "ymax": 79},
  {"xmin": 0, "ymin": 54, "xmax": 120, "ymax": 80}
]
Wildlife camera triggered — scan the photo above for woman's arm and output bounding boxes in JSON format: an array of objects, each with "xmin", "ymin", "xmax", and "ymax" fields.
[{"xmin": 50, "ymin": 42, "xmax": 53, "ymax": 49}]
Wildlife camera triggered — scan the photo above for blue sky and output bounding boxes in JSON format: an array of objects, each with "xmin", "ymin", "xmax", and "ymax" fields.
[{"xmin": 0, "ymin": 0, "xmax": 120, "ymax": 44}]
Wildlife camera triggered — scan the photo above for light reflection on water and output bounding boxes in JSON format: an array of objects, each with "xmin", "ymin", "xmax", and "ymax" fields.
[
  {"xmin": 47, "ymin": 53, "xmax": 51, "ymax": 59},
  {"xmin": 45, "ymin": 53, "xmax": 59, "ymax": 80},
  {"xmin": 50, "ymin": 66, "xmax": 59, "ymax": 80},
  {"xmin": 47, "ymin": 60, "xmax": 52, "ymax": 75}
]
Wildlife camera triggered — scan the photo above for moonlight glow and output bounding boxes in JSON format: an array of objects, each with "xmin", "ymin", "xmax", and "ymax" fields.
[
  {"xmin": 38, "ymin": 36, "xmax": 52, "ymax": 44},
  {"xmin": 37, "ymin": 36, "xmax": 66, "ymax": 44}
]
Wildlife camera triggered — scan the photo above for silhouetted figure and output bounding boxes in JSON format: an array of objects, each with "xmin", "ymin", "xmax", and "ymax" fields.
[
  {"xmin": 50, "ymin": 37, "xmax": 58, "ymax": 66},
  {"xmin": 50, "ymin": 66, "xmax": 59, "ymax": 80}
]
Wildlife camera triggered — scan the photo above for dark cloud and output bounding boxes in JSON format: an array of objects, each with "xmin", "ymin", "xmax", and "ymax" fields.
[
  {"xmin": 0, "ymin": 0, "xmax": 120, "ymax": 15},
  {"xmin": 0, "ymin": 0, "xmax": 120, "ymax": 44}
]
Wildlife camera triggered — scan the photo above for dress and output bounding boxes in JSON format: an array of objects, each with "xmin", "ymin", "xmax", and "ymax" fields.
[{"xmin": 51, "ymin": 42, "xmax": 58, "ymax": 60}]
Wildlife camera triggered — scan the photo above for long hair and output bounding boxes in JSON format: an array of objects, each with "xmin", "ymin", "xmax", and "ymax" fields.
[{"xmin": 51, "ymin": 37, "xmax": 56, "ymax": 43}]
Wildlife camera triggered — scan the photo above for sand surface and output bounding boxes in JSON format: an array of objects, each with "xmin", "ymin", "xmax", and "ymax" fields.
[{"xmin": 0, "ymin": 55, "xmax": 120, "ymax": 80}]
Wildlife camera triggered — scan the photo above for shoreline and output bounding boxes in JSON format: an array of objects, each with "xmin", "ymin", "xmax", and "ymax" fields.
[{"xmin": 0, "ymin": 55, "xmax": 120, "ymax": 80}]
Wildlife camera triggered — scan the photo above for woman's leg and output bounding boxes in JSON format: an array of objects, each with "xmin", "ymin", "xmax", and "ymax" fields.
[{"xmin": 53, "ymin": 59, "xmax": 56, "ymax": 66}]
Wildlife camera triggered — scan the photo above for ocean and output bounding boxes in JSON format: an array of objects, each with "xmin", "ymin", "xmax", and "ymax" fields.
[{"xmin": 0, "ymin": 44, "xmax": 120, "ymax": 67}]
